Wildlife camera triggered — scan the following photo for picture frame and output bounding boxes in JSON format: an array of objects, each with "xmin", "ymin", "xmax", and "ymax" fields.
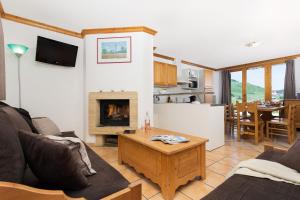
[{"xmin": 97, "ymin": 36, "xmax": 132, "ymax": 64}]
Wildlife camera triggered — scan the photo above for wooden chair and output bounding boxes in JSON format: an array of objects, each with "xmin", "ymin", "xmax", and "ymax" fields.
[
  {"xmin": 236, "ymin": 102, "xmax": 264, "ymax": 144},
  {"xmin": 266, "ymin": 105, "xmax": 296, "ymax": 144},
  {"xmin": 283, "ymin": 100, "xmax": 300, "ymax": 129},
  {"xmin": 224, "ymin": 104, "xmax": 235, "ymax": 135}
]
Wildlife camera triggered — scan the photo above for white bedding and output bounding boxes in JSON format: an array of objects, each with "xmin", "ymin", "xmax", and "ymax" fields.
[{"xmin": 227, "ymin": 158, "xmax": 300, "ymax": 185}]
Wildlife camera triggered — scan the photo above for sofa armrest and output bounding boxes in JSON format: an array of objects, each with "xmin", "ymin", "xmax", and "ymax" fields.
[
  {"xmin": 264, "ymin": 143, "xmax": 288, "ymax": 153},
  {"xmin": 0, "ymin": 181, "xmax": 84, "ymax": 200}
]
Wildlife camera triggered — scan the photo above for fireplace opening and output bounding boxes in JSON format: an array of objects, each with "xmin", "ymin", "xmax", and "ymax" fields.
[{"xmin": 100, "ymin": 99, "xmax": 130, "ymax": 126}]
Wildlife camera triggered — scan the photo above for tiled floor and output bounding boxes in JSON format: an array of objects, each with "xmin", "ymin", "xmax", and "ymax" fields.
[{"xmin": 88, "ymin": 133, "xmax": 292, "ymax": 200}]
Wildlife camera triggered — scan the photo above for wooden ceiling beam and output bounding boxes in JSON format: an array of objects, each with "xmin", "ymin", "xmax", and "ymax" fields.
[
  {"xmin": 153, "ymin": 53, "xmax": 175, "ymax": 61},
  {"xmin": 181, "ymin": 60, "xmax": 215, "ymax": 71},
  {"xmin": 0, "ymin": 1, "xmax": 4, "ymax": 18},
  {"xmin": 216, "ymin": 53, "xmax": 300, "ymax": 71},
  {"xmin": 1, "ymin": 13, "xmax": 83, "ymax": 38},
  {"xmin": 81, "ymin": 26, "xmax": 157, "ymax": 37}
]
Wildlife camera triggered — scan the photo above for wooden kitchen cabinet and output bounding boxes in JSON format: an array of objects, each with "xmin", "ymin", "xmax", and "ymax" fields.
[
  {"xmin": 167, "ymin": 64, "xmax": 177, "ymax": 86},
  {"xmin": 204, "ymin": 69, "xmax": 213, "ymax": 89},
  {"xmin": 154, "ymin": 61, "xmax": 177, "ymax": 87}
]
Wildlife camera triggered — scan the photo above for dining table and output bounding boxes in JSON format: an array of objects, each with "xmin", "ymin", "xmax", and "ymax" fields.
[{"xmin": 257, "ymin": 105, "xmax": 286, "ymax": 121}]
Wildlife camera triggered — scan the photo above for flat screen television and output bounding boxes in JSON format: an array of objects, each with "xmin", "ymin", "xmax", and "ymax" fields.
[{"xmin": 35, "ymin": 36, "xmax": 78, "ymax": 67}]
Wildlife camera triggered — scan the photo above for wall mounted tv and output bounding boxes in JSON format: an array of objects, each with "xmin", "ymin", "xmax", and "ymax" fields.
[{"xmin": 35, "ymin": 36, "xmax": 78, "ymax": 67}]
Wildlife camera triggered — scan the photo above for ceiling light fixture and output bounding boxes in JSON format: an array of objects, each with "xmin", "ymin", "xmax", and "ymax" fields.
[{"xmin": 245, "ymin": 41, "xmax": 261, "ymax": 48}]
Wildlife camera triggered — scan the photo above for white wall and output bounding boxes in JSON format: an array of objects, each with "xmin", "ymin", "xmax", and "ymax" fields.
[
  {"xmin": 154, "ymin": 103, "xmax": 224, "ymax": 150},
  {"xmin": 84, "ymin": 32, "xmax": 154, "ymax": 142},
  {"xmin": 295, "ymin": 58, "xmax": 300, "ymax": 94},
  {"xmin": 2, "ymin": 20, "xmax": 85, "ymax": 139},
  {"xmin": 213, "ymin": 71, "xmax": 221, "ymax": 104}
]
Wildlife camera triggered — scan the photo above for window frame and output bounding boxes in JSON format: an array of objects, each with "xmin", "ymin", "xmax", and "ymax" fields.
[{"xmin": 230, "ymin": 62, "xmax": 286, "ymax": 103}]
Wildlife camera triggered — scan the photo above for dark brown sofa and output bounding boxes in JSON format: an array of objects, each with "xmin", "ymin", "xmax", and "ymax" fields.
[
  {"xmin": 201, "ymin": 145, "xmax": 300, "ymax": 200},
  {"xmin": 0, "ymin": 103, "xmax": 141, "ymax": 200}
]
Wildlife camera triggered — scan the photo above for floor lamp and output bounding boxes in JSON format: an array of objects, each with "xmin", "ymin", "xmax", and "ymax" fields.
[{"xmin": 7, "ymin": 44, "xmax": 29, "ymax": 108}]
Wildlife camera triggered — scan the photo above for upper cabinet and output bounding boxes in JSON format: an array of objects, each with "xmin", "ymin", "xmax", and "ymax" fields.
[
  {"xmin": 204, "ymin": 69, "xmax": 213, "ymax": 90},
  {"xmin": 154, "ymin": 61, "xmax": 177, "ymax": 87}
]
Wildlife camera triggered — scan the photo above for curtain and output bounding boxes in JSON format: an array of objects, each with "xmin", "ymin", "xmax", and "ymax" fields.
[
  {"xmin": 221, "ymin": 70, "xmax": 231, "ymax": 104},
  {"xmin": 0, "ymin": 18, "xmax": 5, "ymax": 100},
  {"xmin": 283, "ymin": 60, "xmax": 296, "ymax": 99}
]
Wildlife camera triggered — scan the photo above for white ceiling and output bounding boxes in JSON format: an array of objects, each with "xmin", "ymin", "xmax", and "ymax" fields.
[{"xmin": 2, "ymin": 0, "xmax": 300, "ymax": 68}]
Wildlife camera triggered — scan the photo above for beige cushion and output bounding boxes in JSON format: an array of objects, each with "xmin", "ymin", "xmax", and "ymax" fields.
[{"xmin": 32, "ymin": 117, "xmax": 61, "ymax": 135}]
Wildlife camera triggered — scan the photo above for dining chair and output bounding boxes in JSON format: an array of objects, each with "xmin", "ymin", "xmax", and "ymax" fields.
[
  {"xmin": 224, "ymin": 104, "xmax": 235, "ymax": 135},
  {"xmin": 266, "ymin": 105, "xmax": 296, "ymax": 144},
  {"xmin": 237, "ymin": 102, "xmax": 264, "ymax": 144}
]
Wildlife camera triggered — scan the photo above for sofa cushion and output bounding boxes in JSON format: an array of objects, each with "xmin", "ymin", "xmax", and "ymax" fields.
[
  {"xmin": 0, "ymin": 105, "xmax": 31, "ymax": 132},
  {"xmin": 0, "ymin": 110, "xmax": 26, "ymax": 183},
  {"xmin": 22, "ymin": 132, "xmax": 130, "ymax": 200},
  {"xmin": 14, "ymin": 108, "xmax": 39, "ymax": 133},
  {"xmin": 32, "ymin": 117, "xmax": 61, "ymax": 135},
  {"xmin": 18, "ymin": 130, "xmax": 89, "ymax": 190},
  {"xmin": 45, "ymin": 135, "xmax": 96, "ymax": 176},
  {"xmin": 279, "ymin": 140, "xmax": 300, "ymax": 172}
]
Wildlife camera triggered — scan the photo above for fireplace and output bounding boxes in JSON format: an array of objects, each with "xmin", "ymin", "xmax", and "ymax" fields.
[
  {"xmin": 100, "ymin": 99, "xmax": 130, "ymax": 126},
  {"xmin": 89, "ymin": 91, "xmax": 138, "ymax": 146}
]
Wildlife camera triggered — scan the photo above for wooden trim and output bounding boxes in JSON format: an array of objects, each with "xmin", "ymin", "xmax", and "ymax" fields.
[
  {"xmin": 1, "ymin": 13, "xmax": 83, "ymax": 38},
  {"xmin": 242, "ymin": 68, "xmax": 247, "ymax": 102},
  {"xmin": 217, "ymin": 54, "xmax": 300, "ymax": 71},
  {"xmin": 264, "ymin": 144, "xmax": 288, "ymax": 153},
  {"xmin": 82, "ymin": 26, "xmax": 157, "ymax": 36},
  {"xmin": 181, "ymin": 60, "xmax": 215, "ymax": 71},
  {"xmin": 0, "ymin": 181, "xmax": 84, "ymax": 200},
  {"xmin": 264, "ymin": 64, "xmax": 272, "ymax": 101},
  {"xmin": 0, "ymin": 181, "xmax": 142, "ymax": 200},
  {"xmin": 102, "ymin": 182, "xmax": 142, "ymax": 200},
  {"xmin": 0, "ymin": 1, "xmax": 4, "ymax": 18},
  {"xmin": 153, "ymin": 53, "xmax": 175, "ymax": 61},
  {"xmin": 0, "ymin": 4, "xmax": 156, "ymax": 38}
]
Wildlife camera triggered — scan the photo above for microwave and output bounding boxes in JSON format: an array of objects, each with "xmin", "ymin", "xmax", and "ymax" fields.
[
  {"xmin": 182, "ymin": 79, "xmax": 198, "ymax": 90},
  {"xmin": 189, "ymin": 80, "xmax": 198, "ymax": 88}
]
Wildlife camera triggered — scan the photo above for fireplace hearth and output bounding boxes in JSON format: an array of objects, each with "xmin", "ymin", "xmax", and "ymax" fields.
[{"xmin": 100, "ymin": 99, "xmax": 130, "ymax": 126}]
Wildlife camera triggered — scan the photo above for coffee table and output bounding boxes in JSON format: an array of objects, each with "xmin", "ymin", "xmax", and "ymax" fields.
[{"xmin": 117, "ymin": 128, "xmax": 208, "ymax": 200}]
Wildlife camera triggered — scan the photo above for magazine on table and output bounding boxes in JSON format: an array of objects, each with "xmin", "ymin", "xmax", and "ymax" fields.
[{"xmin": 150, "ymin": 135, "xmax": 189, "ymax": 144}]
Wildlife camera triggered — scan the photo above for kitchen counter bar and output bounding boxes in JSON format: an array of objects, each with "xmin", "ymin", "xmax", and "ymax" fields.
[{"xmin": 154, "ymin": 103, "xmax": 224, "ymax": 151}]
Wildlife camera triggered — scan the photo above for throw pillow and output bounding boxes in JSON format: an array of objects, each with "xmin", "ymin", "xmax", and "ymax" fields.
[
  {"xmin": 18, "ymin": 130, "xmax": 89, "ymax": 190},
  {"xmin": 279, "ymin": 140, "xmax": 300, "ymax": 172},
  {"xmin": 32, "ymin": 117, "xmax": 61, "ymax": 135},
  {"xmin": 0, "ymin": 111, "xmax": 26, "ymax": 183},
  {"xmin": 0, "ymin": 105, "xmax": 31, "ymax": 132},
  {"xmin": 46, "ymin": 135, "xmax": 96, "ymax": 176}
]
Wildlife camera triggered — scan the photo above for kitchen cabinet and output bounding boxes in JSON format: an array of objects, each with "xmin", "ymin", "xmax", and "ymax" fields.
[
  {"xmin": 204, "ymin": 69, "xmax": 215, "ymax": 103},
  {"xmin": 154, "ymin": 61, "xmax": 177, "ymax": 87},
  {"xmin": 167, "ymin": 64, "xmax": 177, "ymax": 86},
  {"xmin": 204, "ymin": 69, "xmax": 213, "ymax": 89}
]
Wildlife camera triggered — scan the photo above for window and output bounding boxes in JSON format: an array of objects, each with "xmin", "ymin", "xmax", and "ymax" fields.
[
  {"xmin": 231, "ymin": 71, "xmax": 243, "ymax": 104},
  {"xmin": 272, "ymin": 63, "xmax": 286, "ymax": 101},
  {"xmin": 247, "ymin": 67, "xmax": 265, "ymax": 102}
]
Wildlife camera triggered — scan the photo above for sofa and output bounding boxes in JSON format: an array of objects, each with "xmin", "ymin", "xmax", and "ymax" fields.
[
  {"xmin": 202, "ymin": 144, "xmax": 300, "ymax": 200},
  {"xmin": 0, "ymin": 103, "xmax": 141, "ymax": 200}
]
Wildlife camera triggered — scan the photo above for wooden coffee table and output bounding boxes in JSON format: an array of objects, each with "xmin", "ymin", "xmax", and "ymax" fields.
[{"xmin": 117, "ymin": 128, "xmax": 208, "ymax": 200}]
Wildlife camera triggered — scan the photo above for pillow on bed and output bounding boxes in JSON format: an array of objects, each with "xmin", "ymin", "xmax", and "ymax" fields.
[
  {"xmin": 18, "ymin": 130, "xmax": 89, "ymax": 190},
  {"xmin": 279, "ymin": 140, "xmax": 300, "ymax": 172}
]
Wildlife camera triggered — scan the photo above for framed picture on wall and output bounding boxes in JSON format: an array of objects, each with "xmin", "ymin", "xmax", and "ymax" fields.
[{"xmin": 97, "ymin": 36, "xmax": 132, "ymax": 64}]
